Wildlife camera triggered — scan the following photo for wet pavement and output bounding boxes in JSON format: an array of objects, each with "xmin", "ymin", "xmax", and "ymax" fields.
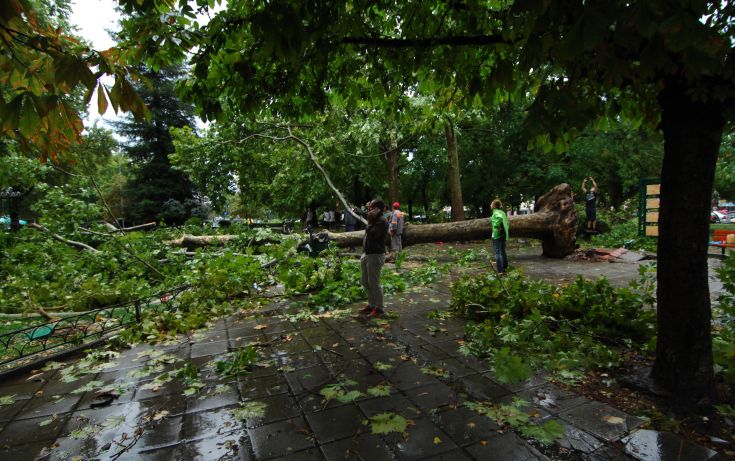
[{"xmin": 0, "ymin": 244, "xmax": 726, "ymax": 460}]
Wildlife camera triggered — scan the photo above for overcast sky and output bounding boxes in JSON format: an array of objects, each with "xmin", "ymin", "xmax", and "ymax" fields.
[
  {"xmin": 69, "ymin": 1, "xmax": 216, "ymax": 132},
  {"xmin": 70, "ymin": 0, "xmax": 121, "ymax": 126}
]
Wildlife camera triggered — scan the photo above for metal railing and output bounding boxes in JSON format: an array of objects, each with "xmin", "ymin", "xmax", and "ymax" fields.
[{"xmin": 0, "ymin": 285, "xmax": 188, "ymax": 370}]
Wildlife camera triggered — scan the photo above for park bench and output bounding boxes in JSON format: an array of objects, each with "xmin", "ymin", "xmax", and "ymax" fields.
[{"xmin": 709, "ymin": 229, "xmax": 735, "ymax": 256}]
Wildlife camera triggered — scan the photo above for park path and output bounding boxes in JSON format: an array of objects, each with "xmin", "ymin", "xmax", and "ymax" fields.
[{"xmin": 0, "ymin": 246, "xmax": 724, "ymax": 460}]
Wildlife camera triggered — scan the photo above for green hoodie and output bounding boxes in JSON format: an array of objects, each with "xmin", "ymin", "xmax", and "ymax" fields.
[{"xmin": 491, "ymin": 208, "xmax": 509, "ymax": 240}]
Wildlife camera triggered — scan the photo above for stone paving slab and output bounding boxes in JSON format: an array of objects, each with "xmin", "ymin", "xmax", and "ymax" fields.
[{"xmin": 0, "ymin": 259, "xmax": 724, "ymax": 460}]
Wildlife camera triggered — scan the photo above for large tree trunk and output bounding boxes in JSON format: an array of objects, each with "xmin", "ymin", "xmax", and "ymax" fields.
[
  {"xmin": 166, "ymin": 184, "xmax": 577, "ymax": 256},
  {"xmin": 651, "ymin": 84, "xmax": 720, "ymax": 406},
  {"xmin": 445, "ymin": 118, "xmax": 465, "ymax": 221},
  {"xmin": 385, "ymin": 135, "xmax": 400, "ymax": 205},
  {"xmin": 327, "ymin": 183, "xmax": 577, "ymax": 257}
]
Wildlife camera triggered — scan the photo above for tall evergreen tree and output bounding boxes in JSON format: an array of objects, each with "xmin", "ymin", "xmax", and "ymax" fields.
[{"xmin": 112, "ymin": 67, "xmax": 196, "ymax": 225}]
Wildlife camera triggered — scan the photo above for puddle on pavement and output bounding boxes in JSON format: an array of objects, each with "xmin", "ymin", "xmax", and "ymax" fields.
[{"xmin": 623, "ymin": 429, "xmax": 720, "ymax": 461}]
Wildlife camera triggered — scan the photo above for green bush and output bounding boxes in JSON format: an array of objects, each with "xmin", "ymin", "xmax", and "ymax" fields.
[
  {"xmin": 451, "ymin": 268, "xmax": 657, "ymax": 383},
  {"xmin": 714, "ymin": 257, "xmax": 735, "ymax": 384}
]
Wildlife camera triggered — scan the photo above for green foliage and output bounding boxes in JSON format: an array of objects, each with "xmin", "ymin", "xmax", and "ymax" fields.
[
  {"xmin": 114, "ymin": 67, "xmax": 198, "ymax": 226},
  {"xmin": 214, "ymin": 346, "xmax": 259, "ymax": 378},
  {"xmin": 319, "ymin": 380, "xmax": 366, "ymax": 404},
  {"xmin": 232, "ymin": 401, "xmax": 267, "ymax": 421},
  {"xmin": 713, "ymin": 258, "xmax": 735, "ymax": 384},
  {"xmin": 582, "ymin": 210, "xmax": 657, "ymax": 253},
  {"xmin": 401, "ymin": 259, "xmax": 445, "ymax": 286},
  {"xmin": 0, "ymin": 1, "xmax": 147, "ymax": 161},
  {"xmin": 465, "ymin": 398, "xmax": 565, "ymax": 446},
  {"xmin": 365, "ymin": 412, "xmax": 410, "ymax": 435},
  {"xmin": 492, "ymin": 348, "xmax": 531, "ymax": 384},
  {"xmin": 452, "ymin": 269, "xmax": 657, "ymax": 382},
  {"xmin": 366, "ymin": 384, "xmax": 392, "ymax": 397},
  {"xmin": 420, "ymin": 365, "xmax": 450, "ymax": 379},
  {"xmin": 276, "ymin": 247, "xmax": 439, "ymax": 314},
  {"xmin": 715, "ymin": 132, "xmax": 735, "ymax": 200},
  {"xmin": 373, "ymin": 361, "xmax": 394, "ymax": 371}
]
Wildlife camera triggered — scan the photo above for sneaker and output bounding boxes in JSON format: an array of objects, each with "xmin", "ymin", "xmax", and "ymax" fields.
[
  {"xmin": 358, "ymin": 305, "xmax": 373, "ymax": 315},
  {"xmin": 366, "ymin": 307, "xmax": 385, "ymax": 318}
]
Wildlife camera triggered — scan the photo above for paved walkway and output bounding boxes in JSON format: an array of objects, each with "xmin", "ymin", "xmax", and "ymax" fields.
[{"xmin": 0, "ymin": 248, "xmax": 724, "ymax": 460}]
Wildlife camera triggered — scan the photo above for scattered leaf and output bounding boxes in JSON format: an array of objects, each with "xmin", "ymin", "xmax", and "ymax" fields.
[
  {"xmin": 72, "ymin": 380, "xmax": 105, "ymax": 394},
  {"xmin": 367, "ymin": 385, "xmax": 392, "ymax": 397},
  {"xmin": 367, "ymin": 412, "xmax": 410, "ymax": 435},
  {"xmin": 337, "ymin": 390, "xmax": 365, "ymax": 403},
  {"xmin": 103, "ymin": 415, "xmax": 126, "ymax": 430},
  {"xmin": 519, "ymin": 419, "xmax": 565, "ymax": 445},
  {"xmin": 373, "ymin": 362, "xmax": 394, "ymax": 371},
  {"xmin": 420, "ymin": 366, "xmax": 449, "ymax": 379},
  {"xmin": 433, "ymin": 436, "xmax": 442, "ymax": 444},
  {"xmin": 69, "ymin": 424, "xmax": 99, "ymax": 440},
  {"xmin": 232, "ymin": 401, "xmax": 266, "ymax": 421},
  {"xmin": 602, "ymin": 415, "xmax": 624, "ymax": 425},
  {"xmin": 0, "ymin": 395, "xmax": 14, "ymax": 406},
  {"xmin": 42, "ymin": 361, "xmax": 66, "ymax": 371},
  {"xmin": 151, "ymin": 410, "xmax": 169, "ymax": 421}
]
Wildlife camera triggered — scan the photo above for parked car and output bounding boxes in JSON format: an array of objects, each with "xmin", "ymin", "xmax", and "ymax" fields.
[
  {"xmin": 0, "ymin": 216, "xmax": 27, "ymax": 228},
  {"xmin": 711, "ymin": 210, "xmax": 728, "ymax": 223}
]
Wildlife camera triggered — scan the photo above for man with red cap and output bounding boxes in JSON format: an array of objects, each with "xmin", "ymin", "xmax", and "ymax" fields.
[{"xmin": 388, "ymin": 201, "xmax": 404, "ymax": 260}]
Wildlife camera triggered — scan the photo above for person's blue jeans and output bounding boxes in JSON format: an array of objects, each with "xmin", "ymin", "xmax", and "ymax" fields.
[{"xmin": 492, "ymin": 238, "xmax": 508, "ymax": 273}]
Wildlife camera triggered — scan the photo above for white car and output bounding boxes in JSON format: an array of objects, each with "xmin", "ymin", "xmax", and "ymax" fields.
[{"xmin": 711, "ymin": 210, "xmax": 728, "ymax": 223}]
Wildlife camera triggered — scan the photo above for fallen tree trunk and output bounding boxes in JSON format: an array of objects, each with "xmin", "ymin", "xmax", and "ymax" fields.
[
  {"xmin": 164, "ymin": 184, "xmax": 577, "ymax": 257},
  {"xmin": 326, "ymin": 183, "xmax": 578, "ymax": 257},
  {"xmin": 165, "ymin": 233, "xmax": 301, "ymax": 249},
  {"xmin": 165, "ymin": 234, "xmax": 236, "ymax": 248}
]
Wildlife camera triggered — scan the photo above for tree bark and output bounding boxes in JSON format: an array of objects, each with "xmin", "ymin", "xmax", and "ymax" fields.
[
  {"xmin": 651, "ymin": 84, "xmax": 720, "ymax": 406},
  {"xmin": 326, "ymin": 183, "xmax": 577, "ymax": 257},
  {"xmin": 166, "ymin": 184, "xmax": 577, "ymax": 257},
  {"xmin": 385, "ymin": 135, "xmax": 400, "ymax": 205},
  {"xmin": 445, "ymin": 118, "xmax": 465, "ymax": 221}
]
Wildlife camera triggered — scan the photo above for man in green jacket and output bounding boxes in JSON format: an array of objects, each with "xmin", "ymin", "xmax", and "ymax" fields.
[{"xmin": 490, "ymin": 199, "xmax": 509, "ymax": 274}]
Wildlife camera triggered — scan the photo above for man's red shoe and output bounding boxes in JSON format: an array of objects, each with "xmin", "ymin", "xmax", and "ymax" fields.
[{"xmin": 366, "ymin": 307, "xmax": 385, "ymax": 318}]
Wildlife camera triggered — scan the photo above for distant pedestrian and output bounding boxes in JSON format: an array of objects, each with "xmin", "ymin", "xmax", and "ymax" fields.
[
  {"xmin": 322, "ymin": 209, "xmax": 331, "ymax": 230},
  {"xmin": 359, "ymin": 199, "xmax": 389, "ymax": 318},
  {"xmin": 344, "ymin": 207, "xmax": 358, "ymax": 232},
  {"xmin": 490, "ymin": 199, "xmax": 509, "ymax": 274},
  {"xmin": 388, "ymin": 201, "xmax": 404, "ymax": 260},
  {"xmin": 581, "ymin": 177, "xmax": 598, "ymax": 232},
  {"xmin": 305, "ymin": 208, "xmax": 314, "ymax": 229}
]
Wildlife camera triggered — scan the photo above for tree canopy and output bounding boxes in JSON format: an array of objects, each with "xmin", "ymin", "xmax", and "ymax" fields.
[{"xmin": 3, "ymin": 0, "xmax": 734, "ymax": 407}]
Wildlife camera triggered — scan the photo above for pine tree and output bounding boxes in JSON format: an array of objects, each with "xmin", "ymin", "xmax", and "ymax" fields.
[{"xmin": 112, "ymin": 66, "xmax": 196, "ymax": 225}]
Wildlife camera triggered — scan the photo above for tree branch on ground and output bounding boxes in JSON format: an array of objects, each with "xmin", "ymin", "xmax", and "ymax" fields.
[{"xmin": 27, "ymin": 223, "xmax": 101, "ymax": 253}]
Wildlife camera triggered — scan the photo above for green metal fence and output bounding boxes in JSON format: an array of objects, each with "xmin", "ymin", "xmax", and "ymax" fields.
[{"xmin": 0, "ymin": 285, "xmax": 188, "ymax": 371}]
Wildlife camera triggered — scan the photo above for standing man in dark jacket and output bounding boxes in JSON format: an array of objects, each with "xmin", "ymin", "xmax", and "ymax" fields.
[{"xmin": 359, "ymin": 199, "xmax": 389, "ymax": 318}]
